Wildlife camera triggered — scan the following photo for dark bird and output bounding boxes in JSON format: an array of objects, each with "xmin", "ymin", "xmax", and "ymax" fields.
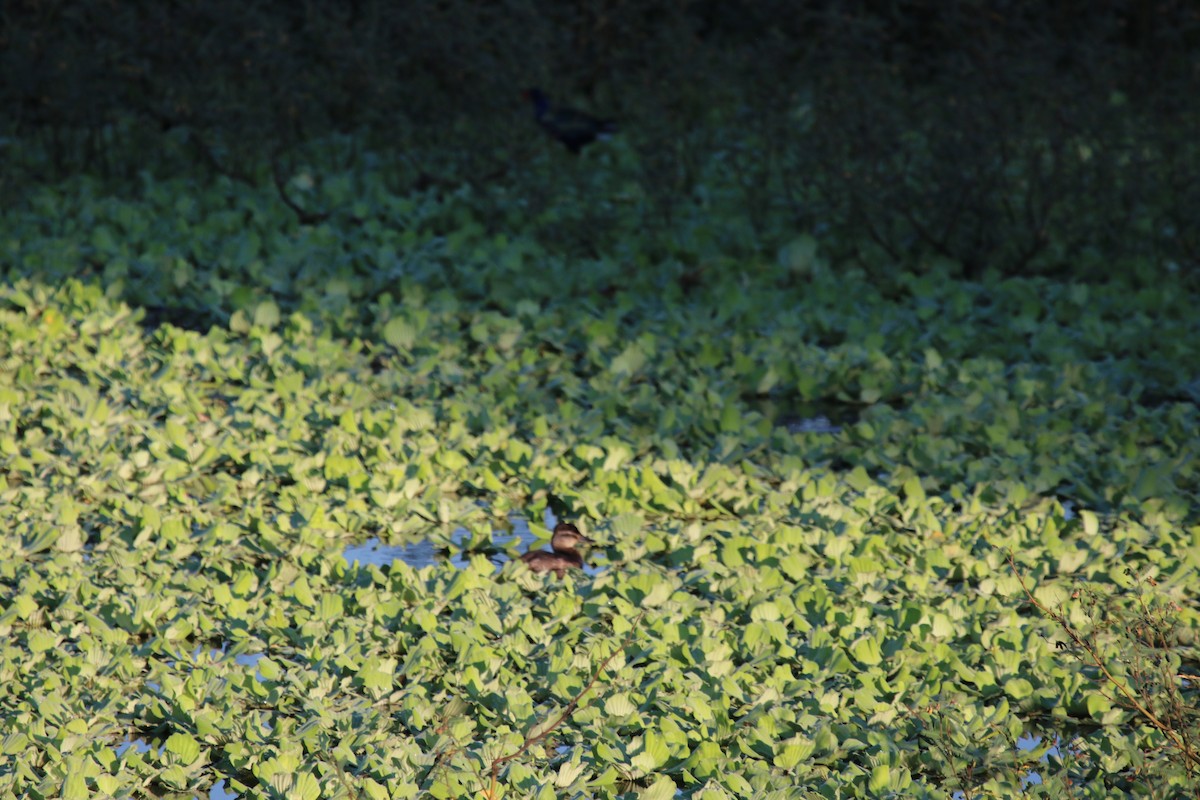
[
  {"xmin": 523, "ymin": 88, "xmax": 617, "ymax": 154},
  {"xmin": 520, "ymin": 522, "xmax": 594, "ymax": 578}
]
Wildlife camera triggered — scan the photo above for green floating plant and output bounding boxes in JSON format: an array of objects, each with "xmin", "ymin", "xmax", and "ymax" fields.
[{"xmin": 0, "ymin": 134, "xmax": 1197, "ymax": 799}]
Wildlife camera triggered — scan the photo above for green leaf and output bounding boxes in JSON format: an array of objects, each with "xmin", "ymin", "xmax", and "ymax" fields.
[
  {"xmin": 165, "ymin": 732, "xmax": 201, "ymax": 763},
  {"xmin": 611, "ymin": 344, "xmax": 647, "ymax": 376},
  {"xmin": 164, "ymin": 418, "xmax": 190, "ymax": 451},
  {"xmin": 925, "ymin": 613, "xmax": 953, "ymax": 638},
  {"xmin": 95, "ymin": 775, "xmax": 121, "ymax": 795},
  {"xmin": 2, "ymin": 733, "xmax": 29, "ymax": 755},
  {"xmin": 869, "ymin": 764, "xmax": 891, "ymax": 792},
  {"xmin": 1033, "ymin": 583, "xmax": 1069, "ymax": 608},
  {"xmin": 721, "ymin": 774, "xmax": 754, "ymax": 795},
  {"xmin": 631, "ymin": 731, "xmax": 670, "ymax": 772},
  {"xmin": 719, "ymin": 402, "xmax": 741, "ymax": 433},
  {"xmin": 27, "ymin": 629, "xmax": 57, "ymax": 653},
  {"xmin": 903, "ymin": 475, "xmax": 925, "ymax": 507},
  {"xmin": 750, "ymin": 602, "xmax": 780, "ymax": 622},
  {"xmin": 383, "ymin": 317, "xmax": 417, "ymax": 350},
  {"xmin": 779, "ymin": 234, "xmax": 819, "ymax": 274},
  {"xmin": 605, "ymin": 694, "xmax": 636, "ymax": 716},
  {"xmin": 637, "ymin": 775, "xmax": 677, "ymax": 800},
  {"xmin": 61, "ymin": 765, "xmax": 90, "ymax": 800},
  {"xmin": 159, "ymin": 765, "xmax": 191, "ymax": 790},
  {"xmin": 253, "ymin": 300, "xmax": 281, "ymax": 329},
  {"xmin": 555, "ymin": 758, "xmax": 587, "ymax": 787},
  {"xmin": 1004, "ymin": 678, "xmax": 1034, "ymax": 700},
  {"xmin": 257, "ymin": 658, "xmax": 283, "ymax": 681},
  {"xmin": 292, "ymin": 771, "xmax": 321, "ymax": 800},
  {"xmin": 1086, "ymin": 692, "xmax": 1112, "ymax": 718},
  {"xmin": 851, "ymin": 636, "xmax": 883, "ymax": 666},
  {"xmin": 362, "ymin": 779, "xmax": 389, "ymax": 800},
  {"xmin": 358, "ymin": 657, "xmax": 396, "ymax": 696},
  {"xmin": 774, "ymin": 737, "xmax": 815, "ymax": 769}
]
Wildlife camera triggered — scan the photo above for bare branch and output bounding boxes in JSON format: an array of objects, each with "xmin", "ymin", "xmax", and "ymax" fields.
[
  {"xmin": 1007, "ymin": 551, "xmax": 1200, "ymax": 769},
  {"xmin": 482, "ymin": 611, "xmax": 647, "ymax": 799}
]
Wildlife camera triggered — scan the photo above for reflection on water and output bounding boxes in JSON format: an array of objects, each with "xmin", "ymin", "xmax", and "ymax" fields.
[
  {"xmin": 234, "ymin": 652, "xmax": 268, "ymax": 684},
  {"xmin": 748, "ymin": 397, "xmax": 851, "ymax": 435},
  {"xmin": 1016, "ymin": 733, "xmax": 1046, "ymax": 787},
  {"xmin": 210, "ymin": 779, "xmax": 239, "ymax": 800},
  {"xmin": 342, "ymin": 511, "xmax": 604, "ymax": 576},
  {"xmin": 343, "ymin": 537, "xmax": 469, "ymax": 570},
  {"xmin": 115, "ymin": 738, "xmax": 152, "ymax": 757},
  {"xmin": 779, "ymin": 415, "xmax": 842, "ymax": 434},
  {"xmin": 946, "ymin": 731, "xmax": 1065, "ymax": 799}
]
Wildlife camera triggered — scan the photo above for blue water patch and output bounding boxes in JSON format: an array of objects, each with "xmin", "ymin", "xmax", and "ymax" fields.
[
  {"xmin": 342, "ymin": 512, "xmax": 603, "ymax": 576},
  {"xmin": 210, "ymin": 778, "xmax": 239, "ymax": 800},
  {"xmin": 231, "ymin": 651, "xmax": 269, "ymax": 683},
  {"xmin": 115, "ymin": 738, "xmax": 153, "ymax": 757},
  {"xmin": 343, "ymin": 536, "xmax": 471, "ymax": 570}
]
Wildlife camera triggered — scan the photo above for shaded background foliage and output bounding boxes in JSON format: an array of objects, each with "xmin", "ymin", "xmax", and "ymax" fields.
[{"xmin": 2, "ymin": 0, "xmax": 1198, "ymax": 280}]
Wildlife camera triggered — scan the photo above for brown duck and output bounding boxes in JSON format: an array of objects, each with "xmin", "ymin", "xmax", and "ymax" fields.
[{"xmin": 520, "ymin": 522, "xmax": 594, "ymax": 578}]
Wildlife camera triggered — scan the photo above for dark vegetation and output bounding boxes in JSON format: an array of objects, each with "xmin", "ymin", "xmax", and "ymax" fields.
[{"xmin": 2, "ymin": 0, "xmax": 1198, "ymax": 284}]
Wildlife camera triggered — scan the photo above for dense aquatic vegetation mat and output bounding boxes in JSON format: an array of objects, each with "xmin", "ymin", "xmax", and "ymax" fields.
[{"xmin": 1, "ymin": 152, "xmax": 1198, "ymax": 798}]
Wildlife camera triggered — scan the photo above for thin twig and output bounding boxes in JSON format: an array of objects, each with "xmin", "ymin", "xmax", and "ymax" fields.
[
  {"xmin": 270, "ymin": 153, "xmax": 333, "ymax": 226},
  {"xmin": 1006, "ymin": 551, "xmax": 1200, "ymax": 769},
  {"xmin": 483, "ymin": 611, "xmax": 647, "ymax": 798}
]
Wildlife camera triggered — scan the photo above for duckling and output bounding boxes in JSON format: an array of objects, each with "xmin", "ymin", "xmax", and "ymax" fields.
[{"xmin": 520, "ymin": 522, "xmax": 594, "ymax": 578}]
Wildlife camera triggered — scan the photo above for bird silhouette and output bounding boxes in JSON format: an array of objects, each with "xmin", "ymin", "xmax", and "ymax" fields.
[{"xmin": 523, "ymin": 88, "xmax": 617, "ymax": 154}]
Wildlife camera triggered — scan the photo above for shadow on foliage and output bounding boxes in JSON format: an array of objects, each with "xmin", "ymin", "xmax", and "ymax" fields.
[{"xmin": 1, "ymin": 0, "xmax": 1197, "ymax": 318}]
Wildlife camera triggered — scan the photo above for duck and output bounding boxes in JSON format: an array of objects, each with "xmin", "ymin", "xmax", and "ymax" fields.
[
  {"xmin": 520, "ymin": 522, "xmax": 594, "ymax": 577},
  {"xmin": 522, "ymin": 88, "xmax": 617, "ymax": 154}
]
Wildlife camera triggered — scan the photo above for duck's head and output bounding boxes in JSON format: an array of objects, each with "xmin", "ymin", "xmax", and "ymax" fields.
[{"xmin": 550, "ymin": 521, "xmax": 593, "ymax": 551}]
